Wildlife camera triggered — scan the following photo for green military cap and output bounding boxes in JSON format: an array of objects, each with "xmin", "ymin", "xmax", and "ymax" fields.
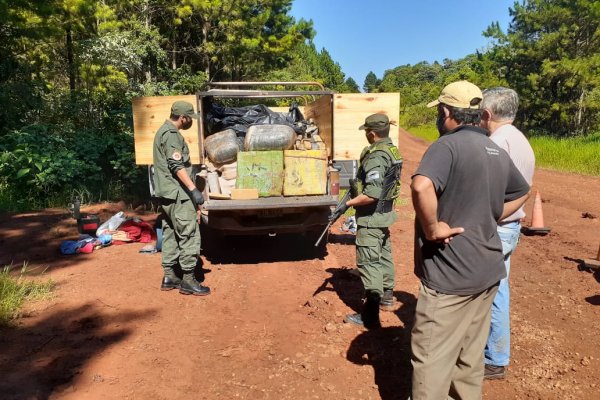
[
  {"xmin": 171, "ymin": 101, "xmax": 200, "ymax": 119},
  {"xmin": 359, "ymin": 113, "xmax": 396, "ymax": 130}
]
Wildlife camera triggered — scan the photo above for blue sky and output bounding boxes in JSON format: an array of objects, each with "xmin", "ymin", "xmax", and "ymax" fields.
[{"xmin": 290, "ymin": 0, "xmax": 516, "ymax": 87}]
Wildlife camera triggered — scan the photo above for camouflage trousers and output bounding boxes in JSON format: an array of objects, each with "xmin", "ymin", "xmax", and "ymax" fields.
[
  {"xmin": 355, "ymin": 226, "xmax": 394, "ymax": 297},
  {"xmin": 159, "ymin": 195, "xmax": 200, "ymax": 273}
]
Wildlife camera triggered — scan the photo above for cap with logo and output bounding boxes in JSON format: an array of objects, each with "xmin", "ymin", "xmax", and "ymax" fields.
[
  {"xmin": 427, "ymin": 80, "xmax": 483, "ymax": 109},
  {"xmin": 171, "ymin": 101, "xmax": 200, "ymax": 119},
  {"xmin": 359, "ymin": 113, "xmax": 396, "ymax": 130}
]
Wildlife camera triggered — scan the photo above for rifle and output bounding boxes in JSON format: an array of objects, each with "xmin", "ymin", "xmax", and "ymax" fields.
[{"xmin": 314, "ymin": 190, "xmax": 352, "ymax": 247}]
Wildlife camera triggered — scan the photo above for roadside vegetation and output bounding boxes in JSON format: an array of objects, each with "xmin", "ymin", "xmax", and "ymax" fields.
[
  {"xmin": 406, "ymin": 123, "xmax": 600, "ymax": 177},
  {"xmin": 0, "ymin": 0, "xmax": 357, "ymax": 213},
  {"xmin": 529, "ymin": 133, "xmax": 600, "ymax": 176},
  {"xmin": 0, "ymin": 265, "xmax": 54, "ymax": 326},
  {"xmin": 1, "ymin": 0, "xmax": 598, "ymax": 212}
]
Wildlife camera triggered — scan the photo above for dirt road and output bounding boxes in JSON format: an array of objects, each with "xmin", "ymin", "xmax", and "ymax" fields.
[{"xmin": 1, "ymin": 129, "xmax": 599, "ymax": 400}]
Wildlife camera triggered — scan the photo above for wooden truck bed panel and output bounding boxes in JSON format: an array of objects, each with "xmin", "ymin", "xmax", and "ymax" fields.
[
  {"xmin": 132, "ymin": 95, "xmax": 199, "ymax": 165},
  {"xmin": 132, "ymin": 92, "xmax": 400, "ymax": 165},
  {"xmin": 333, "ymin": 93, "xmax": 400, "ymax": 160}
]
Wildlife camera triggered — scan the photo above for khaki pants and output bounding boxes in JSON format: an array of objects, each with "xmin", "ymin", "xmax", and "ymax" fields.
[
  {"xmin": 356, "ymin": 226, "xmax": 394, "ymax": 297},
  {"xmin": 411, "ymin": 282, "xmax": 499, "ymax": 400},
  {"xmin": 160, "ymin": 196, "xmax": 200, "ymax": 273}
]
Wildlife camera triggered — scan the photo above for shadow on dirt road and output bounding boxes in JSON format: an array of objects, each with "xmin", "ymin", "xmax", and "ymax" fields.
[
  {"xmin": 345, "ymin": 293, "xmax": 416, "ymax": 400},
  {"xmin": 315, "ymin": 267, "xmax": 417, "ymax": 399},
  {"xmin": 0, "ymin": 303, "xmax": 156, "ymax": 400}
]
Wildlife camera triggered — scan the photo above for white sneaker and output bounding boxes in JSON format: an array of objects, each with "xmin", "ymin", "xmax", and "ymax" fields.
[{"xmin": 341, "ymin": 216, "xmax": 357, "ymax": 234}]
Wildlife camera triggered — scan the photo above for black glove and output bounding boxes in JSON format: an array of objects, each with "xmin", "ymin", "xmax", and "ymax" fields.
[
  {"xmin": 190, "ymin": 188, "xmax": 205, "ymax": 207},
  {"xmin": 330, "ymin": 202, "xmax": 349, "ymax": 221}
]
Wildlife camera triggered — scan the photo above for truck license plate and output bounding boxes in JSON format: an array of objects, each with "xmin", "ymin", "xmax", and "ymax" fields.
[{"xmin": 257, "ymin": 209, "xmax": 283, "ymax": 218}]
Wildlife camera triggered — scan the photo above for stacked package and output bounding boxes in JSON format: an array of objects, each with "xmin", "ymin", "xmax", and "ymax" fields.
[{"xmin": 203, "ymin": 102, "xmax": 328, "ymax": 198}]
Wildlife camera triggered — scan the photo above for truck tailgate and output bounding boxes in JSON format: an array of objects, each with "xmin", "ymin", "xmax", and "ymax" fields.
[{"xmin": 204, "ymin": 195, "xmax": 337, "ymax": 211}]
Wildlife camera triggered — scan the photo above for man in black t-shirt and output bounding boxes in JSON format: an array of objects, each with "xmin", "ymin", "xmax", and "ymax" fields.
[{"xmin": 410, "ymin": 81, "xmax": 530, "ymax": 400}]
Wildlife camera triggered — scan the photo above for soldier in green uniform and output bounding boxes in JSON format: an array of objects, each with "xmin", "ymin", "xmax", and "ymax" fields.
[
  {"xmin": 153, "ymin": 101, "xmax": 210, "ymax": 296},
  {"xmin": 344, "ymin": 114, "xmax": 402, "ymax": 328}
]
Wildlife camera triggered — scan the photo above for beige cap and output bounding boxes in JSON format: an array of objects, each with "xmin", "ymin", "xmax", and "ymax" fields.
[{"xmin": 427, "ymin": 80, "xmax": 483, "ymax": 109}]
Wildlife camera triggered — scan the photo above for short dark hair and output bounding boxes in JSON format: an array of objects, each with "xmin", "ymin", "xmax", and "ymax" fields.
[
  {"xmin": 446, "ymin": 105, "xmax": 483, "ymax": 125},
  {"xmin": 170, "ymin": 113, "xmax": 181, "ymax": 121},
  {"xmin": 369, "ymin": 125, "xmax": 390, "ymax": 138}
]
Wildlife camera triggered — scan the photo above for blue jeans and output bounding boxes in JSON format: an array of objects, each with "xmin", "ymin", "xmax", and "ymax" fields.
[{"xmin": 485, "ymin": 221, "xmax": 521, "ymax": 367}]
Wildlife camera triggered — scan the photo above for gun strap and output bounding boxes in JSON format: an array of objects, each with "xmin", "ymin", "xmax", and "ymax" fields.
[{"xmin": 376, "ymin": 200, "xmax": 394, "ymax": 213}]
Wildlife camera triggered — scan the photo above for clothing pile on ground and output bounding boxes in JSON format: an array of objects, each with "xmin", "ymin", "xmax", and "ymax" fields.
[
  {"xmin": 60, "ymin": 234, "xmax": 112, "ymax": 255},
  {"xmin": 60, "ymin": 211, "xmax": 158, "ymax": 255}
]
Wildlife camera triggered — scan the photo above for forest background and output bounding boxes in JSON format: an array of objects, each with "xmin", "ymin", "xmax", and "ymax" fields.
[{"xmin": 0, "ymin": 0, "xmax": 598, "ymax": 212}]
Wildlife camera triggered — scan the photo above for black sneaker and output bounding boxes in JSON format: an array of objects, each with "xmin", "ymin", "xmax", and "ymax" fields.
[{"xmin": 484, "ymin": 364, "xmax": 506, "ymax": 380}]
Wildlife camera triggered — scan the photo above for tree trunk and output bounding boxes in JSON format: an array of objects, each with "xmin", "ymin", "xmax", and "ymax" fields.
[
  {"xmin": 143, "ymin": 0, "xmax": 152, "ymax": 83},
  {"xmin": 66, "ymin": 25, "xmax": 75, "ymax": 92},
  {"xmin": 202, "ymin": 21, "xmax": 210, "ymax": 80},
  {"xmin": 576, "ymin": 88, "xmax": 585, "ymax": 132},
  {"xmin": 172, "ymin": 40, "xmax": 177, "ymax": 70}
]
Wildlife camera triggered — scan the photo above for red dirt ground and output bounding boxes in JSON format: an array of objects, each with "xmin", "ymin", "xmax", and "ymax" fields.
[{"xmin": 1, "ymin": 129, "xmax": 599, "ymax": 400}]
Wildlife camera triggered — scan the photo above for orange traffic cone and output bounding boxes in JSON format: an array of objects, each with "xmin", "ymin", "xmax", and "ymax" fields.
[
  {"xmin": 523, "ymin": 191, "xmax": 551, "ymax": 236},
  {"xmin": 583, "ymin": 243, "xmax": 600, "ymax": 270}
]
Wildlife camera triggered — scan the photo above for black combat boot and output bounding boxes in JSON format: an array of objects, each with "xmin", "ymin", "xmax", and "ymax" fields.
[
  {"xmin": 179, "ymin": 273, "xmax": 211, "ymax": 296},
  {"xmin": 344, "ymin": 291, "xmax": 381, "ymax": 329},
  {"xmin": 160, "ymin": 268, "xmax": 181, "ymax": 291},
  {"xmin": 380, "ymin": 288, "xmax": 396, "ymax": 311}
]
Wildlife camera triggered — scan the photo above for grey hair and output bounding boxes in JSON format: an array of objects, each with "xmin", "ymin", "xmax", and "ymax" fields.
[{"xmin": 481, "ymin": 87, "xmax": 519, "ymax": 121}]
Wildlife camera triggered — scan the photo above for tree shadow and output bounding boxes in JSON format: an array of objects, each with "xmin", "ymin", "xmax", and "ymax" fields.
[
  {"xmin": 0, "ymin": 206, "xmax": 159, "ymax": 274},
  {"xmin": 0, "ymin": 302, "xmax": 156, "ymax": 400},
  {"xmin": 314, "ymin": 267, "xmax": 416, "ymax": 399}
]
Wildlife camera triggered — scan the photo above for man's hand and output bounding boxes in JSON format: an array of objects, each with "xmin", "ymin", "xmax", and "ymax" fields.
[
  {"xmin": 190, "ymin": 188, "xmax": 205, "ymax": 207},
  {"xmin": 425, "ymin": 221, "xmax": 464, "ymax": 244},
  {"xmin": 330, "ymin": 202, "xmax": 349, "ymax": 221}
]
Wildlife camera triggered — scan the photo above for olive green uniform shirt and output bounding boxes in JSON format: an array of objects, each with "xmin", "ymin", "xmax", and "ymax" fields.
[
  {"xmin": 152, "ymin": 120, "xmax": 193, "ymax": 200},
  {"xmin": 355, "ymin": 137, "xmax": 399, "ymax": 228}
]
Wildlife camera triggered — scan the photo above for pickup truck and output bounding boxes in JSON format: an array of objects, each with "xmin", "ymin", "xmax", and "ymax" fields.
[{"xmin": 132, "ymin": 82, "xmax": 400, "ymax": 253}]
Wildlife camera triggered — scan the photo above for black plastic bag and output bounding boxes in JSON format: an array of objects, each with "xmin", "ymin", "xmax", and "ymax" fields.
[{"xmin": 206, "ymin": 102, "xmax": 305, "ymax": 136}]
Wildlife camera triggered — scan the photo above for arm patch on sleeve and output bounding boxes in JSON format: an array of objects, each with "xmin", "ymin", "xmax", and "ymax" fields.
[
  {"xmin": 365, "ymin": 170, "xmax": 381, "ymax": 183},
  {"xmin": 172, "ymin": 151, "xmax": 182, "ymax": 161}
]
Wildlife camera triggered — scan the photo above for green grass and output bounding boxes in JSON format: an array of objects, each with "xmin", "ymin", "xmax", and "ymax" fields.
[
  {"xmin": 0, "ymin": 264, "xmax": 54, "ymax": 326},
  {"xmin": 529, "ymin": 133, "xmax": 600, "ymax": 176},
  {"xmin": 406, "ymin": 124, "xmax": 600, "ymax": 177},
  {"xmin": 406, "ymin": 124, "xmax": 440, "ymax": 142}
]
